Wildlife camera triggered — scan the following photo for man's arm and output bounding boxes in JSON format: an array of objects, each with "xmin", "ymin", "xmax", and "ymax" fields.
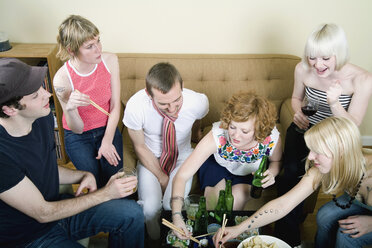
[
  {"xmin": 0, "ymin": 172, "xmax": 137, "ymax": 223},
  {"xmin": 127, "ymin": 128, "xmax": 169, "ymax": 192},
  {"xmin": 58, "ymin": 165, "xmax": 97, "ymax": 195}
]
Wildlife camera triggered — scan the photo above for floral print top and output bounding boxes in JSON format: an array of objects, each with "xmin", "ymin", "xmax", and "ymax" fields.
[{"xmin": 212, "ymin": 121, "xmax": 280, "ymax": 176}]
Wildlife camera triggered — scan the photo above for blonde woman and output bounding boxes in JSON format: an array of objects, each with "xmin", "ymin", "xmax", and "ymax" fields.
[
  {"xmin": 171, "ymin": 91, "xmax": 282, "ymax": 238},
  {"xmin": 277, "ymin": 23, "xmax": 372, "ymax": 246},
  {"xmin": 214, "ymin": 117, "xmax": 372, "ymax": 248}
]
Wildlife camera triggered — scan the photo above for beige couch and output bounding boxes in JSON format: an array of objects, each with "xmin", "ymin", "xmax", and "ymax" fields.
[{"xmin": 116, "ymin": 53, "xmax": 317, "ymax": 213}]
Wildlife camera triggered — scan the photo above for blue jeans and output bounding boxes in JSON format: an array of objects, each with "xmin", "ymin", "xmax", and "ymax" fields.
[
  {"xmin": 64, "ymin": 127, "xmax": 123, "ymax": 188},
  {"xmin": 25, "ymin": 196, "xmax": 144, "ymax": 248},
  {"xmin": 316, "ymin": 194, "xmax": 372, "ymax": 248}
]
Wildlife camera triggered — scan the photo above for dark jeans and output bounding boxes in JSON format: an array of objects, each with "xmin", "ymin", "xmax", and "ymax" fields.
[
  {"xmin": 316, "ymin": 194, "xmax": 372, "ymax": 248},
  {"xmin": 274, "ymin": 122, "xmax": 309, "ymax": 246},
  {"xmin": 24, "ymin": 196, "xmax": 145, "ymax": 248},
  {"xmin": 64, "ymin": 127, "xmax": 123, "ymax": 188}
]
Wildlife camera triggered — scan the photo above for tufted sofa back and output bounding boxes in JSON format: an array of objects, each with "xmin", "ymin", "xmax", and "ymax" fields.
[
  {"xmin": 116, "ymin": 53, "xmax": 323, "ymax": 213},
  {"xmin": 118, "ymin": 53, "xmax": 300, "ymax": 136}
]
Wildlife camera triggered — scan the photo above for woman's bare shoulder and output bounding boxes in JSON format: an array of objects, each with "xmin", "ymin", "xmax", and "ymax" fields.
[
  {"xmin": 344, "ymin": 64, "xmax": 372, "ymax": 85},
  {"xmin": 102, "ymin": 52, "xmax": 118, "ymax": 63}
]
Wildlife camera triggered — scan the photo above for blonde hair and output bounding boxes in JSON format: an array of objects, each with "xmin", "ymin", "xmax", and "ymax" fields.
[
  {"xmin": 220, "ymin": 91, "xmax": 277, "ymax": 143},
  {"xmin": 56, "ymin": 15, "xmax": 99, "ymax": 61},
  {"xmin": 304, "ymin": 117, "xmax": 365, "ymax": 195},
  {"xmin": 303, "ymin": 23, "xmax": 349, "ymax": 71}
]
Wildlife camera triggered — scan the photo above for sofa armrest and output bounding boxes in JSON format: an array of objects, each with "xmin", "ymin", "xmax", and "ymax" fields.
[{"xmin": 122, "ymin": 125, "xmax": 138, "ymax": 170}]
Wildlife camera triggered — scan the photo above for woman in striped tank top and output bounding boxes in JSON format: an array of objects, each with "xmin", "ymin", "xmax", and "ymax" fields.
[
  {"xmin": 275, "ymin": 23, "xmax": 372, "ymax": 247},
  {"xmin": 53, "ymin": 15, "xmax": 126, "ymax": 189}
]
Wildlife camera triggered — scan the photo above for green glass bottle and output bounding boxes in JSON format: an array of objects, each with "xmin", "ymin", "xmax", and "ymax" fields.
[
  {"xmin": 250, "ymin": 155, "xmax": 268, "ymax": 199},
  {"xmin": 225, "ymin": 179, "xmax": 234, "ymax": 220},
  {"xmin": 194, "ymin": 196, "xmax": 208, "ymax": 235},
  {"xmin": 214, "ymin": 190, "xmax": 226, "ymax": 224}
]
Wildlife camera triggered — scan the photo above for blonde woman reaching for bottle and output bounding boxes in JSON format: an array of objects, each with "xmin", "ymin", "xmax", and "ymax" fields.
[{"xmin": 214, "ymin": 117, "xmax": 372, "ymax": 248}]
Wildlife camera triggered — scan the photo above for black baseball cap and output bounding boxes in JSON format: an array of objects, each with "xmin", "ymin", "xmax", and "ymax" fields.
[{"xmin": 0, "ymin": 58, "xmax": 48, "ymax": 104}]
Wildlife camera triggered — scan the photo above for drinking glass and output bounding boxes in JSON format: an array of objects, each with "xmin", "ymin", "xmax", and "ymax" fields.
[
  {"xmin": 295, "ymin": 95, "xmax": 319, "ymax": 133},
  {"xmin": 184, "ymin": 194, "xmax": 200, "ymax": 221},
  {"xmin": 118, "ymin": 167, "xmax": 137, "ymax": 193}
]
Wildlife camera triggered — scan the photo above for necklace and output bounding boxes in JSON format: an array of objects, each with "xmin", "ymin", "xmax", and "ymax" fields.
[{"xmin": 332, "ymin": 173, "xmax": 364, "ymax": 209}]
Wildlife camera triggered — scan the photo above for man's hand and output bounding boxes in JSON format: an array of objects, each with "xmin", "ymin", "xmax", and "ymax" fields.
[
  {"xmin": 103, "ymin": 173, "xmax": 138, "ymax": 200},
  {"xmin": 75, "ymin": 172, "xmax": 97, "ymax": 196},
  {"xmin": 158, "ymin": 173, "xmax": 170, "ymax": 193}
]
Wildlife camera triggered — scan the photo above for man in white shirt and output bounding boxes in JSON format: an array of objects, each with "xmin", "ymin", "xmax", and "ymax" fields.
[{"xmin": 123, "ymin": 62, "xmax": 209, "ymax": 240}]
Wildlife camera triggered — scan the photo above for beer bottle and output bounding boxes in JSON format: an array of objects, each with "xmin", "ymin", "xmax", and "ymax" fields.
[
  {"xmin": 250, "ymin": 155, "xmax": 268, "ymax": 199},
  {"xmin": 225, "ymin": 179, "xmax": 234, "ymax": 220},
  {"xmin": 214, "ymin": 190, "xmax": 226, "ymax": 224},
  {"xmin": 194, "ymin": 196, "xmax": 208, "ymax": 235}
]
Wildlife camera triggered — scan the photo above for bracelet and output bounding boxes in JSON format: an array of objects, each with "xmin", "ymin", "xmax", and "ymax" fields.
[
  {"xmin": 172, "ymin": 211, "xmax": 183, "ymax": 219},
  {"xmin": 170, "ymin": 196, "xmax": 184, "ymax": 203}
]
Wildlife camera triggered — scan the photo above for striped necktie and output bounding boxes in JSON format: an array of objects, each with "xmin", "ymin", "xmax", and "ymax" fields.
[{"xmin": 151, "ymin": 99, "xmax": 182, "ymax": 176}]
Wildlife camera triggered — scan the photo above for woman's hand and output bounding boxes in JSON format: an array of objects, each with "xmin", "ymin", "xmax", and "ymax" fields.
[
  {"xmin": 65, "ymin": 90, "xmax": 90, "ymax": 112},
  {"xmin": 96, "ymin": 140, "xmax": 121, "ymax": 166},
  {"xmin": 213, "ymin": 226, "xmax": 242, "ymax": 247},
  {"xmin": 261, "ymin": 169, "xmax": 276, "ymax": 188},
  {"xmin": 327, "ymin": 80, "xmax": 342, "ymax": 107},
  {"xmin": 339, "ymin": 215, "xmax": 372, "ymax": 238},
  {"xmin": 172, "ymin": 214, "xmax": 191, "ymax": 240},
  {"xmin": 293, "ymin": 110, "xmax": 309, "ymax": 130}
]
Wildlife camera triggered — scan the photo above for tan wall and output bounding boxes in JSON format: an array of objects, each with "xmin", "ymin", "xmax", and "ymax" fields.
[{"xmin": 1, "ymin": 0, "xmax": 372, "ymax": 137}]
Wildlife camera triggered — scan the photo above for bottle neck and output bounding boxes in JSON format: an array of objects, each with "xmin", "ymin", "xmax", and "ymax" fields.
[{"xmin": 257, "ymin": 156, "xmax": 268, "ymax": 172}]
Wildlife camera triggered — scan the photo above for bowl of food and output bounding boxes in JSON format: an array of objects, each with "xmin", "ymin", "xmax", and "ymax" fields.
[
  {"xmin": 207, "ymin": 223, "xmax": 221, "ymax": 234},
  {"xmin": 238, "ymin": 235, "xmax": 291, "ymax": 248}
]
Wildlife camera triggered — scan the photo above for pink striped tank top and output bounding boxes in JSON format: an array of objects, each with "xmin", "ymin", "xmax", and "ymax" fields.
[{"xmin": 62, "ymin": 59, "xmax": 111, "ymax": 132}]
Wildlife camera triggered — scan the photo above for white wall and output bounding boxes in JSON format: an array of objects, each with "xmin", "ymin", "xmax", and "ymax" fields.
[{"xmin": 1, "ymin": 0, "xmax": 372, "ymax": 136}]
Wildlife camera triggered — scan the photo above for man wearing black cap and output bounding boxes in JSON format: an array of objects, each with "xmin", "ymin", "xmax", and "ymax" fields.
[{"xmin": 0, "ymin": 58, "xmax": 144, "ymax": 247}]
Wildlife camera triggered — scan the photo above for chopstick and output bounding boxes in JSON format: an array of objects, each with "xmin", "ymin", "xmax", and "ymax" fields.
[
  {"xmin": 219, "ymin": 214, "xmax": 228, "ymax": 248},
  {"xmin": 75, "ymin": 90, "xmax": 110, "ymax": 116},
  {"xmin": 161, "ymin": 218, "xmax": 200, "ymax": 244},
  {"xmin": 194, "ymin": 232, "xmax": 216, "ymax": 238}
]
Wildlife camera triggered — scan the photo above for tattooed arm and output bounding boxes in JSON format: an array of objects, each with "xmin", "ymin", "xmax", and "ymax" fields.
[
  {"xmin": 53, "ymin": 68, "xmax": 90, "ymax": 133},
  {"xmin": 213, "ymin": 167, "xmax": 319, "ymax": 246}
]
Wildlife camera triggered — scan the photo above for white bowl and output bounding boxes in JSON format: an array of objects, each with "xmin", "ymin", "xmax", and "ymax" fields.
[{"xmin": 237, "ymin": 235, "xmax": 291, "ymax": 248}]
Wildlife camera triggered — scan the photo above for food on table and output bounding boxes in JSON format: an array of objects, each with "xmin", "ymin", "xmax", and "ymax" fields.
[{"xmin": 242, "ymin": 236, "xmax": 278, "ymax": 248}]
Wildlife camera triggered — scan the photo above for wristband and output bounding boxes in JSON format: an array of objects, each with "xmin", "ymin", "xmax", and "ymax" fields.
[
  {"xmin": 171, "ymin": 196, "xmax": 184, "ymax": 203},
  {"xmin": 172, "ymin": 211, "xmax": 183, "ymax": 218}
]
